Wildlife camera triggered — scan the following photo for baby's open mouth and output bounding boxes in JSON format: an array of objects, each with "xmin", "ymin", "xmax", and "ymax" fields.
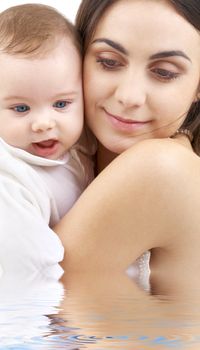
[
  {"xmin": 32, "ymin": 139, "xmax": 59, "ymax": 157},
  {"xmin": 35, "ymin": 139, "xmax": 57, "ymax": 148}
]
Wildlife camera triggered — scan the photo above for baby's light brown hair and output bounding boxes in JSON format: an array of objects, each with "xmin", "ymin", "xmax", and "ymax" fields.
[{"xmin": 0, "ymin": 3, "xmax": 81, "ymax": 58}]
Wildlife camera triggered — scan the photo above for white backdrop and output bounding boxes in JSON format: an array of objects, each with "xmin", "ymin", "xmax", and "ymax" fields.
[{"xmin": 0, "ymin": 0, "xmax": 81, "ymax": 22}]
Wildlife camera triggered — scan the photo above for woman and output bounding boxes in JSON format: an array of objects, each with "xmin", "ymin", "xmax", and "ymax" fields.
[{"xmin": 55, "ymin": 0, "xmax": 200, "ymax": 294}]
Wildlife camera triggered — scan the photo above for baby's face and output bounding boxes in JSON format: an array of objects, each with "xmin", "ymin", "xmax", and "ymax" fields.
[{"xmin": 0, "ymin": 37, "xmax": 83, "ymax": 159}]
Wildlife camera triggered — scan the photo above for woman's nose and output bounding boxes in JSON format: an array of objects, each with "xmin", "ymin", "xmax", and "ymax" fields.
[
  {"xmin": 31, "ymin": 118, "xmax": 56, "ymax": 132},
  {"xmin": 114, "ymin": 71, "xmax": 147, "ymax": 108}
]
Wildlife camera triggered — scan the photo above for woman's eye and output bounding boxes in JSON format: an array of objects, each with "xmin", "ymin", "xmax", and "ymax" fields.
[
  {"xmin": 96, "ymin": 57, "xmax": 122, "ymax": 70},
  {"xmin": 53, "ymin": 100, "xmax": 71, "ymax": 109},
  {"xmin": 12, "ymin": 104, "xmax": 30, "ymax": 113},
  {"xmin": 151, "ymin": 68, "xmax": 180, "ymax": 81}
]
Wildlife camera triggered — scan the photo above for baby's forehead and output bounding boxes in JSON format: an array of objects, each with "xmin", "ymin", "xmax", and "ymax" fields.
[{"xmin": 0, "ymin": 34, "xmax": 80, "ymax": 62}]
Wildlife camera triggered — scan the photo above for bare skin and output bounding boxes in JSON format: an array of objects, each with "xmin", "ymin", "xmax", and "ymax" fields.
[{"xmin": 55, "ymin": 135, "xmax": 200, "ymax": 295}]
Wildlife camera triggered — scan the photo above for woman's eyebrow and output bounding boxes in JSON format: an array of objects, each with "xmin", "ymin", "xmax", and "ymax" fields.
[
  {"xmin": 91, "ymin": 40, "xmax": 191, "ymax": 63},
  {"xmin": 91, "ymin": 38, "xmax": 128, "ymax": 55},
  {"xmin": 149, "ymin": 50, "xmax": 191, "ymax": 62}
]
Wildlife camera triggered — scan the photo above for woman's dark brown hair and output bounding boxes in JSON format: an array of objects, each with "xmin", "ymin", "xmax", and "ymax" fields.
[{"xmin": 76, "ymin": 0, "xmax": 200, "ymax": 155}]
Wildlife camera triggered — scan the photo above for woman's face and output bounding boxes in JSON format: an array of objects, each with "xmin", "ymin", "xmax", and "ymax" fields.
[{"xmin": 83, "ymin": 0, "xmax": 200, "ymax": 154}]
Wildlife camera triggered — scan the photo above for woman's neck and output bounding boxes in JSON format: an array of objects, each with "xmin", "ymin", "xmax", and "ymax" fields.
[{"xmin": 96, "ymin": 143, "xmax": 117, "ymax": 174}]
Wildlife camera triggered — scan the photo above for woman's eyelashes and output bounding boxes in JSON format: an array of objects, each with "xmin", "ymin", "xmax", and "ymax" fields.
[
  {"xmin": 96, "ymin": 54, "xmax": 181, "ymax": 82},
  {"xmin": 149, "ymin": 60, "xmax": 182, "ymax": 82},
  {"xmin": 96, "ymin": 56, "xmax": 123, "ymax": 70},
  {"xmin": 150, "ymin": 67, "xmax": 180, "ymax": 81}
]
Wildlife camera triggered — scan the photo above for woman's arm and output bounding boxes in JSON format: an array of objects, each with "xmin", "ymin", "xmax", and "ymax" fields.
[{"xmin": 55, "ymin": 139, "xmax": 200, "ymax": 276}]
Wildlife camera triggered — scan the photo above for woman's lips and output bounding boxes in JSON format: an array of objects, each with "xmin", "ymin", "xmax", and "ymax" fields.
[
  {"xmin": 32, "ymin": 139, "xmax": 59, "ymax": 157},
  {"xmin": 104, "ymin": 109, "xmax": 150, "ymax": 132}
]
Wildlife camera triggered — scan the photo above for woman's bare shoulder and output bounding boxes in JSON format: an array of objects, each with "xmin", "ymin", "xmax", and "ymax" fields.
[
  {"xmin": 58, "ymin": 138, "xmax": 200, "ymax": 273},
  {"xmin": 120, "ymin": 138, "xmax": 200, "ymax": 182},
  {"xmin": 112, "ymin": 138, "xmax": 200, "ymax": 223}
]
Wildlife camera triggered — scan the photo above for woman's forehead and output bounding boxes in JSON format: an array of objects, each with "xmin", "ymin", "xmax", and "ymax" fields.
[{"xmin": 92, "ymin": 0, "xmax": 200, "ymax": 57}]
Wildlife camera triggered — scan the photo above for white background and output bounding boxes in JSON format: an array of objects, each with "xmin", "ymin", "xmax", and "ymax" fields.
[{"xmin": 0, "ymin": 0, "xmax": 81, "ymax": 22}]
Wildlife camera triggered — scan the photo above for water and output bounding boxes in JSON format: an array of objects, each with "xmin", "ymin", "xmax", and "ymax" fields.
[{"xmin": 1, "ymin": 272, "xmax": 200, "ymax": 349}]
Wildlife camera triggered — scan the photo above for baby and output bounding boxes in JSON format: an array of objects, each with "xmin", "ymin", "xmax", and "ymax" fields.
[{"xmin": 0, "ymin": 4, "xmax": 94, "ymax": 279}]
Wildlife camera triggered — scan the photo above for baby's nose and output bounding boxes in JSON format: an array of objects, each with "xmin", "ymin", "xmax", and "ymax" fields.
[{"xmin": 31, "ymin": 119, "xmax": 56, "ymax": 132}]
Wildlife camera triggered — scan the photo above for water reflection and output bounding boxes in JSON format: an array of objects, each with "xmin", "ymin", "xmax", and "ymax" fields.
[
  {"xmin": 1, "ymin": 272, "xmax": 200, "ymax": 349},
  {"xmin": 0, "ymin": 274, "xmax": 64, "ymax": 349},
  {"xmin": 55, "ymin": 273, "xmax": 200, "ymax": 349}
]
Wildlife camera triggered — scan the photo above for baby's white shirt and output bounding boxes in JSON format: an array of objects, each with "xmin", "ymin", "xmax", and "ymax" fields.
[{"xmin": 0, "ymin": 138, "xmax": 94, "ymax": 280}]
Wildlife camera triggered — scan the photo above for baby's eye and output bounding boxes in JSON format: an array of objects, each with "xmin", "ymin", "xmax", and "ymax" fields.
[
  {"xmin": 53, "ymin": 100, "xmax": 71, "ymax": 109},
  {"xmin": 12, "ymin": 104, "xmax": 30, "ymax": 113}
]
